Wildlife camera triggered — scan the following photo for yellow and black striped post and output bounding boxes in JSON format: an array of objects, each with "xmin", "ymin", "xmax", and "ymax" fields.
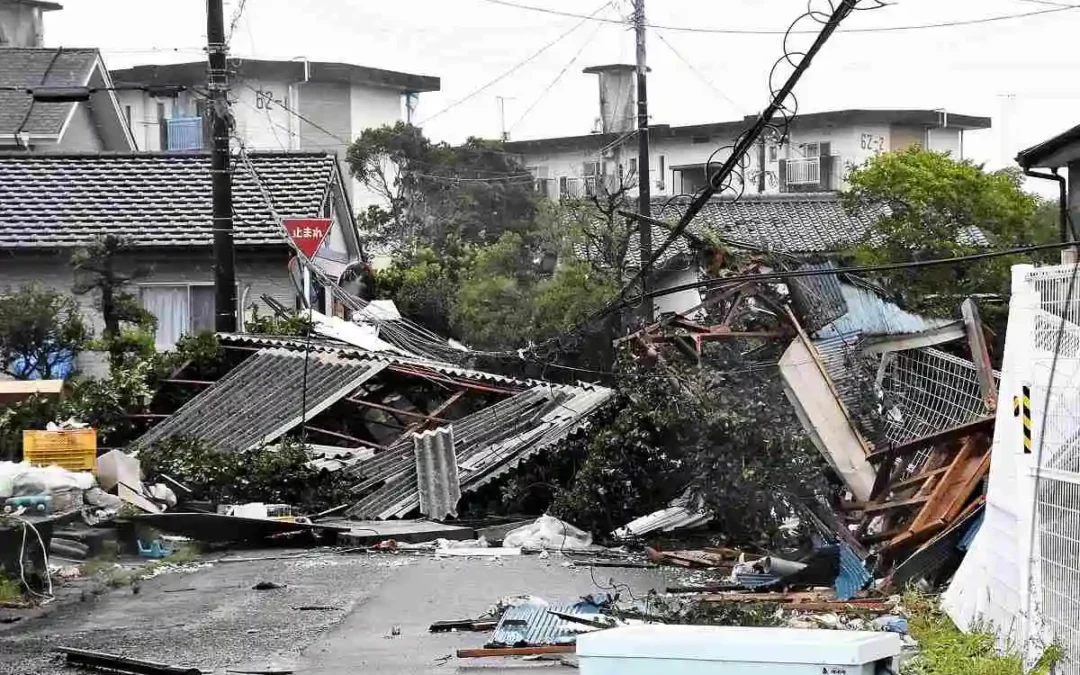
[{"xmin": 1013, "ymin": 386, "xmax": 1033, "ymax": 454}]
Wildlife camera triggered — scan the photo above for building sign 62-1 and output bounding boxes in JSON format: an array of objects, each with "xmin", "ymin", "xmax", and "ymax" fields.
[
  {"xmin": 860, "ymin": 133, "xmax": 885, "ymax": 152},
  {"xmin": 255, "ymin": 89, "xmax": 276, "ymax": 110}
]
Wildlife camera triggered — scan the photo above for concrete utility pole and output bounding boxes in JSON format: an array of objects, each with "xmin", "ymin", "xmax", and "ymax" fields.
[
  {"xmin": 497, "ymin": 96, "xmax": 512, "ymax": 141},
  {"xmin": 207, "ymin": 0, "xmax": 237, "ymax": 332},
  {"xmin": 634, "ymin": 0, "xmax": 652, "ymax": 322}
]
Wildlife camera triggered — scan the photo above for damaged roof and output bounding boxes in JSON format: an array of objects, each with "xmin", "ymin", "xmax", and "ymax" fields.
[
  {"xmin": 129, "ymin": 349, "xmax": 388, "ymax": 454},
  {"xmin": 0, "ymin": 151, "xmax": 345, "ymax": 248},
  {"xmin": 345, "ymin": 383, "xmax": 613, "ymax": 520}
]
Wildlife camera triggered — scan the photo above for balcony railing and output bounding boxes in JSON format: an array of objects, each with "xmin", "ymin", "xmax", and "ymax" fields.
[
  {"xmin": 786, "ymin": 156, "xmax": 821, "ymax": 185},
  {"xmin": 167, "ymin": 117, "xmax": 204, "ymax": 151}
]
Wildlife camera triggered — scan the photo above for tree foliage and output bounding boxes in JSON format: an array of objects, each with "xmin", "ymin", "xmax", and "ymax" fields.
[
  {"xmin": 346, "ymin": 122, "xmax": 539, "ymax": 249},
  {"xmin": 502, "ymin": 348, "xmax": 828, "ymax": 545},
  {"xmin": 843, "ymin": 147, "xmax": 1057, "ymax": 318},
  {"xmin": 0, "ymin": 284, "xmax": 89, "ymax": 380},
  {"xmin": 72, "ymin": 235, "xmax": 157, "ymax": 369}
]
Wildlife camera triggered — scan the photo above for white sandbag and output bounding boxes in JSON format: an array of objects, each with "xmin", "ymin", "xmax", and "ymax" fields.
[
  {"xmin": 0, "ymin": 461, "xmax": 24, "ymax": 499},
  {"xmin": 503, "ymin": 515, "xmax": 593, "ymax": 550}
]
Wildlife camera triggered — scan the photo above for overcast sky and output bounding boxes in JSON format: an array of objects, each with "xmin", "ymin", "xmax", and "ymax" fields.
[{"xmin": 47, "ymin": 0, "xmax": 1080, "ymax": 196}]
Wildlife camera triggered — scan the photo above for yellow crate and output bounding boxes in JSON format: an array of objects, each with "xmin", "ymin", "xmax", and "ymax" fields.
[{"xmin": 22, "ymin": 429, "xmax": 97, "ymax": 472}]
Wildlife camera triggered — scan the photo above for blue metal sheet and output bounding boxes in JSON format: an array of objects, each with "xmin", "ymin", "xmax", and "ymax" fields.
[
  {"xmin": 834, "ymin": 543, "xmax": 872, "ymax": 601},
  {"xmin": 489, "ymin": 600, "xmax": 606, "ymax": 647},
  {"xmin": 814, "ymin": 282, "xmax": 953, "ymax": 340},
  {"xmin": 958, "ymin": 510, "xmax": 985, "ymax": 551}
]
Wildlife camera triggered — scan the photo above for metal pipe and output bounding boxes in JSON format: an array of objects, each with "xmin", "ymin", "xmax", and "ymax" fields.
[{"xmin": 1023, "ymin": 167, "xmax": 1069, "ymax": 243}]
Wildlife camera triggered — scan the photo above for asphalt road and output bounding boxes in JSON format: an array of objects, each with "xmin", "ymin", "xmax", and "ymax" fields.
[{"xmin": 0, "ymin": 550, "xmax": 680, "ymax": 675}]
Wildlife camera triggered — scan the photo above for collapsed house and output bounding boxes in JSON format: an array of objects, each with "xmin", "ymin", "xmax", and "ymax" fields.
[{"xmin": 126, "ymin": 313, "xmax": 612, "ymax": 520}]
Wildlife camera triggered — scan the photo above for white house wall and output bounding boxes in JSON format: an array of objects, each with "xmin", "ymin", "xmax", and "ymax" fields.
[{"xmin": 653, "ymin": 266, "xmax": 703, "ymax": 319}]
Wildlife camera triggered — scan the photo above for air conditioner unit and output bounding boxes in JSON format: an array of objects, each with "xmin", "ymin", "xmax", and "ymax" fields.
[{"xmin": 577, "ymin": 625, "xmax": 901, "ymax": 675}]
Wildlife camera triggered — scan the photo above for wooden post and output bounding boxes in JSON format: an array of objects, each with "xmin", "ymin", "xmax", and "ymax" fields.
[{"xmin": 961, "ymin": 298, "xmax": 997, "ymax": 412}]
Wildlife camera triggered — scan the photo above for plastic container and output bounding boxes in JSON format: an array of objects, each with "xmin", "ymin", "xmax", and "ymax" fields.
[
  {"xmin": 577, "ymin": 625, "xmax": 902, "ymax": 675},
  {"xmin": 22, "ymin": 429, "xmax": 97, "ymax": 472}
]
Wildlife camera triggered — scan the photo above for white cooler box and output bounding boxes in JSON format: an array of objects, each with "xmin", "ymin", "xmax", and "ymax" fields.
[{"xmin": 577, "ymin": 625, "xmax": 901, "ymax": 675}]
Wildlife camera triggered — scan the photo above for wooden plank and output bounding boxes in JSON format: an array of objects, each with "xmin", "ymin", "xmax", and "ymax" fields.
[
  {"xmin": 304, "ymin": 426, "xmax": 383, "ymax": 450},
  {"xmin": 345, "ymin": 397, "xmax": 450, "ymax": 424},
  {"xmin": 887, "ymin": 466, "xmax": 949, "ymax": 493},
  {"xmin": 457, "ymin": 646, "xmax": 576, "ymax": 658},
  {"xmin": 962, "ymin": 298, "xmax": 999, "ymax": 412},
  {"xmin": 866, "ymin": 417, "xmax": 994, "ymax": 464},
  {"xmin": 843, "ymin": 496, "xmax": 929, "ymax": 515},
  {"xmin": 906, "ymin": 434, "xmax": 987, "ymax": 534}
]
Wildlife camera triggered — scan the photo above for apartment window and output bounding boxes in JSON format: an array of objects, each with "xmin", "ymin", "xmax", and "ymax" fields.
[
  {"xmin": 559, "ymin": 176, "xmax": 570, "ymax": 199},
  {"xmin": 582, "ymin": 161, "xmax": 601, "ymax": 177},
  {"xmin": 768, "ymin": 144, "xmax": 778, "ymax": 162},
  {"xmin": 140, "ymin": 284, "xmax": 216, "ymax": 350},
  {"xmin": 628, "ymin": 158, "xmax": 638, "ymax": 176},
  {"xmin": 799, "ymin": 142, "xmax": 821, "ymax": 158}
]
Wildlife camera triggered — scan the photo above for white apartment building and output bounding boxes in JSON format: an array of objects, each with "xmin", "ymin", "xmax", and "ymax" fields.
[
  {"xmin": 505, "ymin": 64, "xmax": 990, "ymax": 199},
  {"xmin": 110, "ymin": 59, "xmax": 440, "ymax": 206}
]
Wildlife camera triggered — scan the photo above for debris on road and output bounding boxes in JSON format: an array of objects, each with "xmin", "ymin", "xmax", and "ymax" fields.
[
  {"xmin": 251, "ymin": 581, "xmax": 286, "ymax": 590},
  {"xmin": 55, "ymin": 647, "xmax": 202, "ymax": 675}
]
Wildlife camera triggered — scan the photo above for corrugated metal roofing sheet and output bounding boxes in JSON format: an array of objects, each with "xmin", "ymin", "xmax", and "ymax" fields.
[
  {"xmin": 814, "ymin": 282, "xmax": 954, "ymax": 341},
  {"xmin": 834, "ymin": 543, "xmax": 872, "ymax": 601},
  {"xmin": 344, "ymin": 383, "xmax": 614, "ymax": 520},
  {"xmin": 788, "ymin": 262, "xmax": 848, "ymax": 334},
  {"xmin": 489, "ymin": 600, "xmax": 607, "ymax": 647},
  {"xmin": 414, "ymin": 427, "xmax": 460, "ymax": 520},
  {"xmin": 129, "ymin": 349, "xmax": 387, "ymax": 453}
]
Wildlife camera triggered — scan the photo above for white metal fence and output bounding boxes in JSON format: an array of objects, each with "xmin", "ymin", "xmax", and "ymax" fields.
[
  {"xmin": 1027, "ymin": 264, "xmax": 1080, "ymax": 669},
  {"xmin": 786, "ymin": 157, "xmax": 821, "ymax": 185}
]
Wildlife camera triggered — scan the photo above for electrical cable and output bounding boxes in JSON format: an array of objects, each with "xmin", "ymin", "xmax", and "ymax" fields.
[
  {"xmin": 508, "ymin": 4, "xmax": 612, "ymax": 134},
  {"xmin": 416, "ymin": 1, "xmax": 613, "ymax": 126},
  {"xmin": 15, "ymin": 516, "xmax": 53, "ymax": 602},
  {"xmin": 653, "ymin": 30, "xmax": 746, "ymax": 115},
  {"xmin": 13, "ymin": 47, "xmax": 63, "ymax": 146},
  {"xmin": 474, "ymin": 0, "xmax": 1079, "ymax": 34}
]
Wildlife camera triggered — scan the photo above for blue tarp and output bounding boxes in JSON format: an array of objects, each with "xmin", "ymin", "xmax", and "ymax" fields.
[{"xmin": 834, "ymin": 543, "xmax": 872, "ymax": 601}]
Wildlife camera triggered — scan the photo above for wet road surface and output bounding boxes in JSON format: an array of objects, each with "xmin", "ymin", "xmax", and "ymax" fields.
[{"xmin": 0, "ymin": 550, "xmax": 679, "ymax": 674}]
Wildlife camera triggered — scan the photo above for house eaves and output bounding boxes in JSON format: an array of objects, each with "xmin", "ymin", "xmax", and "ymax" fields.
[
  {"xmin": 111, "ymin": 59, "xmax": 440, "ymax": 93},
  {"xmin": 1016, "ymin": 121, "xmax": 1080, "ymax": 169}
]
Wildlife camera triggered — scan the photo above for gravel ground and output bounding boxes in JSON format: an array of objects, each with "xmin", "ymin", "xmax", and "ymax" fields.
[{"xmin": 0, "ymin": 550, "xmax": 683, "ymax": 675}]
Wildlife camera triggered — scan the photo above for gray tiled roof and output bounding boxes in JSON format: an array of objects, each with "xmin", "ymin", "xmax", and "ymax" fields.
[
  {"xmin": 0, "ymin": 151, "xmax": 341, "ymax": 248},
  {"xmin": 0, "ymin": 48, "xmax": 99, "ymax": 136},
  {"xmin": 590, "ymin": 193, "xmax": 887, "ymax": 270},
  {"xmin": 129, "ymin": 348, "xmax": 388, "ymax": 454},
  {"xmin": 662, "ymin": 193, "xmax": 886, "ymax": 255}
]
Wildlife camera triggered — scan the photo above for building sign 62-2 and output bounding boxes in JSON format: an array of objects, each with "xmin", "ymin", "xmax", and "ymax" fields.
[{"xmin": 860, "ymin": 133, "xmax": 885, "ymax": 152}]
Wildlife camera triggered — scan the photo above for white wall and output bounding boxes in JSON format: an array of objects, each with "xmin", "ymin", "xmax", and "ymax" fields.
[
  {"xmin": 350, "ymin": 84, "xmax": 405, "ymax": 208},
  {"xmin": 515, "ymin": 119, "xmax": 968, "ymax": 199},
  {"xmin": 0, "ymin": 3, "xmax": 43, "ymax": 47},
  {"xmin": 653, "ymin": 266, "xmax": 702, "ymax": 319}
]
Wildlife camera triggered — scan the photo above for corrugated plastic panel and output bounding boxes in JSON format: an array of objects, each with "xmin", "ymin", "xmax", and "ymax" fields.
[
  {"xmin": 414, "ymin": 426, "xmax": 460, "ymax": 520},
  {"xmin": 788, "ymin": 262, "xmax": 848, "ymax": 334},
  {"xmin": 489, "ymin": 600, "xmax": 606, "ymax": 647},
  {"xmin": 129, "ymin": 349, "xmax": 386, "ymax": 453}
]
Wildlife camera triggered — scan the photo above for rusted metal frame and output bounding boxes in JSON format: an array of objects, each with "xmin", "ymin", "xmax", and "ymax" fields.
[
  {"xmin": 387, "ymin": 364, "xmax": 521, "ymax": 396},
  {"xmin": 391, "ymin": 390, "xmax": 467, "ymax": 444},
  {"xmin": 304, "ymin": 425, "xmax": 384, "ymax": 450},
  {"xmin": 345, "ymin": 396, "xmax": 450, "ymax": 425}
]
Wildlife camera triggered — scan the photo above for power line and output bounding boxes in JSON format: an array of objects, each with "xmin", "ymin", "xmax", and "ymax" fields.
[
  {"xmin": 416, "ymin": 1, "xmax": 613, "ymax": 126},
  {"xmin": 474, "ymin": 0, "xmax": 1079, "ymax": 34},
  {"xmin": 653, "ymin": 29, "xmax": 746, "ymax": 116},
  {"xmin": 508, "ymin": 4, "xmax": 611, "ymax": 133},
  {"xmin": 614, "ymin": 239, "xmax": 1080, "ymax": 312}
]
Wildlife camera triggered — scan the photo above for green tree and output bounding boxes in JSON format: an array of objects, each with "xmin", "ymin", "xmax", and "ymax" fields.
[
  {"xmin": 0, "ymin": 285, "xmax": 88, "ymax": 379},
  {"xmin": 346, "ymin": 122, "xmax": 539, "ymax": 249},
  {"xmin": 843, "ymin": 147, "xmax": 1057, "ymax": 319},
  {"xmin": 72, "ymin": 235, "xmax": 157, "ymax": 369}
]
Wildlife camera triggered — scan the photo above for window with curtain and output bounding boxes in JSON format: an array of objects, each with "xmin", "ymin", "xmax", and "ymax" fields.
[{"xmin": 140, "ymin": 285, "xmax": 219, "ymax": 350}]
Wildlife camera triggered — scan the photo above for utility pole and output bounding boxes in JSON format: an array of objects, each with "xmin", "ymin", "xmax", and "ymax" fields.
[
  {"xmin": 207, "ymin": 0, "xmax": 237, "ymax": 332},
  {"xmin": 634, "ymin": 0, "xmax": 652, "ymax": 322},
  {"xmin": 496, "ymin": 96, "xmax": 512, "ymax": 141},
  {"xmin": 757, "ymin": 137, "xmax": 767, "ymax": 193}
]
